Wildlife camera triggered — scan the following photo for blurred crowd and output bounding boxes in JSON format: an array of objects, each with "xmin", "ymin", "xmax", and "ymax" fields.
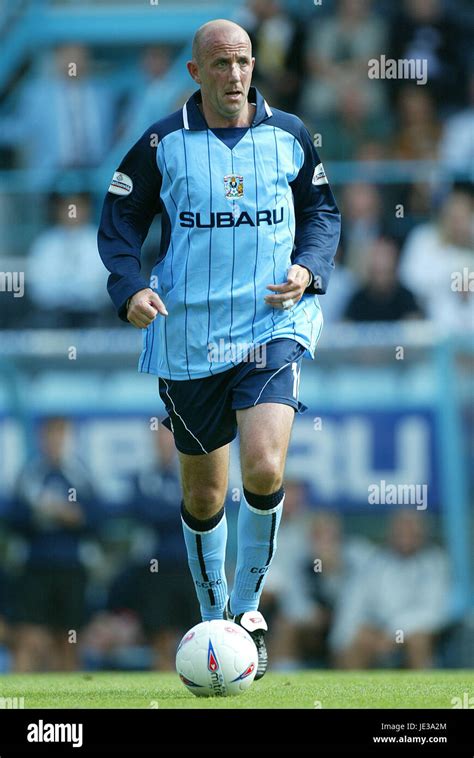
[
  {"xmin": 0, "ymin": 416, "xmax": 466, "ymax": 673},
  {"xmin": 0, "ymin": 0, "xmax": 472, "ymax": 330}
]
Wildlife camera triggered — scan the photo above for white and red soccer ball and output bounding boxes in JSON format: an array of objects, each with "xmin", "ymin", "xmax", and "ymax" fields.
[{"xmin": 176, "ymin": 619, "xmax": 258, "ymax": 697}]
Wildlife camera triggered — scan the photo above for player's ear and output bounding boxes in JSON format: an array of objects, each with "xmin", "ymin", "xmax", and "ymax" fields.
[{"xmin": 187, "ymin": 60, "xmax": 201, "ymax": 84}]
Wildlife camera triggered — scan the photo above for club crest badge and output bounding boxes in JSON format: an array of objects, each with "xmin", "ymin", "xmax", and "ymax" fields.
[{"xmin": 224, "ymin": 174, "xmax": 244, "ymax": 200}]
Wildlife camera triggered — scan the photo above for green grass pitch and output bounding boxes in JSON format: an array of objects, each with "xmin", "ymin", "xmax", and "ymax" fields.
[{"xmin": 0, "ymin": 670, "xmax": 472, "ymax": 709}]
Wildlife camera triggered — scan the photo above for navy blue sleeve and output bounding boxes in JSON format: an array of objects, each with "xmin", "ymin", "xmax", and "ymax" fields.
[
  {"xmin": 290, "ymin": 126, "xmax": 341, "ymax": 294},
  {"xmin": 97, "ymin": 128, "xmax": 163, "ymax": 321}
]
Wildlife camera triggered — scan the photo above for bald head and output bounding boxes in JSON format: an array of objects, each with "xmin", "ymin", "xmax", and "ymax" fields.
[
  {"xmin": 192, "ymin": 19, "xmax": 252, "ymax": 64},
  {"xmin": 187, "ymin": 19, "xmax": 255, "ymax": 127}
]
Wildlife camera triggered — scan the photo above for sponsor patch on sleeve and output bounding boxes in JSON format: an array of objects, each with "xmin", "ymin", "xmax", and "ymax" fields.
[
  {"xmin": 312, "ymin": 163, "xmax": 328, "ymax": 186},
  {"xmin": 108, "ymin": 171, "xmax": 133, "ymax": 196}
]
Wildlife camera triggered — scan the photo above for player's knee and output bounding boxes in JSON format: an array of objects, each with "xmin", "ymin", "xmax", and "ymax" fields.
[
  {"xmin": 183, "ymin": 484, "xmax": 226, "ymax": 518},
  {"xmin": 243, "ymin": 453, "xmax": 283, "ymax": 495}
]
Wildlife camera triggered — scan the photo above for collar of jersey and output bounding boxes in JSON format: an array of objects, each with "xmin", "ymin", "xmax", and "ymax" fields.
[{"xmin": 182, "ymin": 87, "xmax": 273, "ymax": 131}]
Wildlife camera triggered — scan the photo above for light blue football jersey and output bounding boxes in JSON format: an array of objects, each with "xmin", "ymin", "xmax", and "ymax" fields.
[{"xmin": 98, "ymin": 87, "xmax": 341, "ymax": 379}]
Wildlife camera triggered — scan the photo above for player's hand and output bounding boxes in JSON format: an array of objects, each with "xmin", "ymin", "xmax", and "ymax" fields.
[
  {"xmin": 127, "ymin": 288, "xmax": 168, "ymax": 328},
  {"xmin": 264, "ymin": 265, "xmax": 312, "ymax": 310}
]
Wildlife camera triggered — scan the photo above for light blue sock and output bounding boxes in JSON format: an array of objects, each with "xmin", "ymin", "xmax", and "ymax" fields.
[
  {"xmin": 230, "ymin": 486, "xmax": 284, "ymax": 615},
  {"xmin": 181, "ymin": 503, "xmax": 228, "ymax": 621}
]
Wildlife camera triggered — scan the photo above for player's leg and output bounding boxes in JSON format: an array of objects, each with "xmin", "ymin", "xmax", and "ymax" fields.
[
  {"xmin": 224, "ymin": 339, "xmax": 306, "ymax": 677},
  {"xmin": 158, "ymin": 370, "xmax": 239, "ymax": 623},
  {"xmin": 230, "ymin": 402, "xmax": 294, "ymax": 616},
  {"xmin": 179, "ymin": 445, "xmax": 230, "ymax": 621},
  {"xmin": 224, "ymin": 402, "xmax": 294, "ymax": 679},
  {"xmin": 179, "ymin": 444, "xmax": 229, "ymax": 519}
]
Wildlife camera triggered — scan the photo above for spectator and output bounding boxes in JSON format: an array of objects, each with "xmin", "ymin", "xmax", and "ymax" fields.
[
  {"xmin": 399, "ymin": 188, "xmax": 474, "ymax": 331},
  {"xmin": 296, "ymin": 511, "xmax": 374, "ymax": 666},
  {"xmin": 344, "ymin": 237, "xmax": 423, "ymax": 322},
  {"xmin": 240, "ymin": 0, "xmax": 306, "ymax": 111},
  {"xmin": 0, "ymin": 44, "xmax": 116, "ymax": 175},
  {"xmin": 300, "ymin": 0, "xmax": 387, "ymax": 123},
  {"xmin": 386, "ymin": 182, "xmax": 433, "ymax": 248},
  {"xmin": 266, "ymin": 503, "xmax": 373, "ymax": 669},
  {"xmin": 339, "ymin": 183, "xmax": 384, "ymax": 277},
  {"xmin": 439, "ymin": 73, "xmax": 474, "ymax": 182},
  {"xmin": 126, "ymin": 45, "xmax": 177, "ymax": 140},
  {"xmin": 4, "ymin": 417, "xmax": 102, "ymax": 672},
  {"xmin": 80, "ymin": 610, "xmax": 147, "ymax": 671},
  {"xmin": 106, "ymin": 426, "xmax": 197, "ymax": 671},
  {"xmin": 320, "ymin": 246, "xmax": 358, "ymax": 325},
  {"xmin": 260, "ymin": 479, "xmax": 311, "ymax": 622},
  {"xmin": 331, "ymin": 510, "xmax": 451, "ymax": 669},
  {"xmin": 27, "ymin": 193, "xmax": 109, "ymax": 328},
  {"xmin": 391, "ymin": 86, "xmax": 441, "ymax": 160},
  {"xmin": 317, "ymin": 76, "xmax": 392, "ymax": 161},
  {"xmin": 388, "ymin": 0, "xmax": 465, "ymax": 110}
]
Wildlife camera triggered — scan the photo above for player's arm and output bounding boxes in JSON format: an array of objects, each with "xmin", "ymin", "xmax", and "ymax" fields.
[
  {"xmin": 289, "ymin": 125, "xmax": 341, "ymax": 294},
  {"xmin": 265, "ymin": 124, "xmax": 341, "ymax": 308},
  {"xmin": 97, "ymin": 128, "xmax": 166, "ymax": 326}
]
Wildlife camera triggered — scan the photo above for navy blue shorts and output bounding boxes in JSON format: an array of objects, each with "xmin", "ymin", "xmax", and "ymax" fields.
[{"xmin": 159, "ymin": 338, "xmax": 307, "ymax": 455}]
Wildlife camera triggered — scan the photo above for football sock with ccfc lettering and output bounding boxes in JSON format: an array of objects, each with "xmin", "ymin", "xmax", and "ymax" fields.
[
  {"xmin": 181, "ymin": 502, "xmax": 228, "ymax": 621},
  {"xmin": 229, "ymin": 486, "xmax": 284, "ymax": 615}
]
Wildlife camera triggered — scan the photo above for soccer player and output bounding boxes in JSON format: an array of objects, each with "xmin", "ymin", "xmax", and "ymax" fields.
[{"xmin": 98, "ymin": 19, "xmax": 340, "ymax": 679}]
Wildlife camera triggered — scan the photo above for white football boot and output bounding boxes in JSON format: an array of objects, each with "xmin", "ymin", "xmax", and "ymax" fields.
[{"xmin": 225, "ymin": 601, "xmax": 268, "ymax": 680}]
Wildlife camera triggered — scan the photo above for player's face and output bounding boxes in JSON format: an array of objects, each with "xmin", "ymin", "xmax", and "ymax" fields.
[{"xmin": 197, "ymin": 36, "xmax": 255, "ymax": 121}]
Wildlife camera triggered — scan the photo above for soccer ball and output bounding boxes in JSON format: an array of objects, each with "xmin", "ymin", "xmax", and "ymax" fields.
[{"xmin": 176, "ymin": 619, "xmax": 258, "ymax": 697}]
